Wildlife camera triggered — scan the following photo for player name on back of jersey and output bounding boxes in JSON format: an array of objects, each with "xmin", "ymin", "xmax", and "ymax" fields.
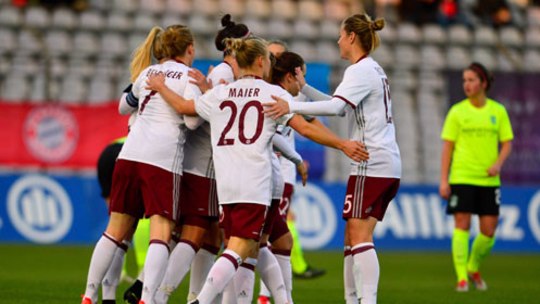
[
  {"xmin": 146, "ymin": 68, "xmax": 184, "ymax": 80},
  {"xmin": 229, "ymin": 87, "xmax": 260, "ymax": 98}
]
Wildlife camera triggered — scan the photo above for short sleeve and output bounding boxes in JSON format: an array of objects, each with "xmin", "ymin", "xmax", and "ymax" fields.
[
  {"xmin": 499, "ymin": 106, "xmax": 514, "ymax": 142},
  {"xmin": 194, "ymin": 88, "xmax": 217, "ymax": 122},
  {"xmin": 333, "ymin": 66, "xmax": 371, "ymax": 108},
  {"xmin": 441, "ymin": 106, "xmax": 459, "ymax": 141}
]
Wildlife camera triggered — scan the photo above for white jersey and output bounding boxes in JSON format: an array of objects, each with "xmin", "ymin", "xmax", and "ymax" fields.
[
  {"xmin": 271, "ymin": 152, "xmax": 284, "ymax": 199},
  {"xmin": 183, "ymin": 62, "xmax": 236, "ymax": 178},
  {"xmin": 119, "ymin": 60, "xmax": 201, "ymax": 174},
  {"xmin": 334, "ymin": 56, "xmax": 401, "ymax": 178},
  {"xmin": 195, "ymin": 77, "xmax": 293, "ymax": 206}
]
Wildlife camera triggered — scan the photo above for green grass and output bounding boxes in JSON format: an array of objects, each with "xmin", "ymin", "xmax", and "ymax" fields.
[{"xmin": 0, "ymin": 245, "xmax": 538, "ymax": 303}]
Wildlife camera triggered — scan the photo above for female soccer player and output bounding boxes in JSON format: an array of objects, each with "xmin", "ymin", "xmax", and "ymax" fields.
[
  {"xmin": 81, "ymin": 24, "xmax": 201, "ymax": 304},
  {"xmin": 264, "ymin": 13, "xmax": 402, "ymax": 304},
  {"xmin": 145, "ymin": 36, "xmax": 368, "ymax": 304},
  {"xmin": 440, "ymin": 62, "xmax": 513, "ymax": 292}
]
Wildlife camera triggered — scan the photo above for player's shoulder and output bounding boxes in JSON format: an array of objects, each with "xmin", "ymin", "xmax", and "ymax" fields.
[{"xmin": 486, "ymin": 98, "xmax": 508, "ymax": 111}]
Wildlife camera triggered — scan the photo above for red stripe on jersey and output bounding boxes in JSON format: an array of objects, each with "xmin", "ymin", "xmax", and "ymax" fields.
[{"xmin": 334, "ymin": 95, "xmax": 356, "ymax": 109}]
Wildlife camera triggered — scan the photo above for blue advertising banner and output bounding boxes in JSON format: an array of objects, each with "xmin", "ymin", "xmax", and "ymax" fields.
[{"xmin": 1, "ymin": 172, "xmax": 539, "ymax": 252}]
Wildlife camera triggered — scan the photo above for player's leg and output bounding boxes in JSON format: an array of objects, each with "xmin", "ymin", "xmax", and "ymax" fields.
[
  {"xmin": 452, "ymin": 212, "xmax": 471, "ymax": 291},
  {"xmin": 269, "ymin": 217, "xmax": 294, "ymax": 303}
]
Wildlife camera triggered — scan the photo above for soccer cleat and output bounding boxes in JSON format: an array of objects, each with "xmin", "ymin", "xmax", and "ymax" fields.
[
  {"xmin": 455, "ymin": 279, "xmax": 469, "ymax": 292},
  {"xmin": 187, "ymin": 300, "xmax": 199, "ymax": 304},
  {"xmin": 81, "ymin": 296, "xmax": 92, "ymax": 304},
  {"xmin": 124, "ymin": 280, "xmax": 143, "ymax": 304},
  {"xmin": 293, "ymin": 265, "xmax": 326, "ymax": 279},
  {"xmin": 258, "ymin": 295, "xmax": 271, "ymax": 304},
  {"xmin": 468, "ymin": 272, "xmax": 488, "ymax": 291}
]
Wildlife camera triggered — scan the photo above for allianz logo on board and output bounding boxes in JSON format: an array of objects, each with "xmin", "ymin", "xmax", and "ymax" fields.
[{"xmin": 7, "ymin": 175, "xmax": 73, "ymax": 243}]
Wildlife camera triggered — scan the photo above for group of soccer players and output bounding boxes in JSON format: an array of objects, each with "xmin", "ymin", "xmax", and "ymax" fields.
[{"xmin": 82, "ymin": 11, "xmax": 401, "ymax": 304}]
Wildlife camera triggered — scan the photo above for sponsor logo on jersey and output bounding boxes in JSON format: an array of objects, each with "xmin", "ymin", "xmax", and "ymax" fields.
[
  {"xmin": 23, "ymin": 105, "xmax": 79, "ymax": 163},
  {"xmin": 292, "ymin": 183, "xmax": 337, "ymax": 250},
  {"xmin": 7, "ymin": 175, "xmax": 73, "ymax": 243}
]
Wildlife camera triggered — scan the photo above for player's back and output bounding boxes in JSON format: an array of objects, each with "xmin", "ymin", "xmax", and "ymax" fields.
[{"xmin": 197, "ymin": 77, "xmax": 292, "ymax": 205}]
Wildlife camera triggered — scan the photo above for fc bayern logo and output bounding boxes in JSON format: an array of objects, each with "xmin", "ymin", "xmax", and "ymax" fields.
[{"xmin": 23, "ymin": 105, "xmax": 79, "ymax": 163}]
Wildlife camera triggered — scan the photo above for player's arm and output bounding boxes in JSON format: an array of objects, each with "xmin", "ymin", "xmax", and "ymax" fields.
[
  {"xmin": 294, "ymin": 67, "xmax": 332, "ymax": 101},
  {"xmin": 287, "ymin": 115, "xmax": 369, "ymax": 162},
  {"xmin": 488, "ymin": 140, "xmax": 512, "ymax": 176},
  {"xmin": 145, "ymin": 73, "xmax": 197, "ymax": 115},
  {"xmin": 118, "ymin": 84, "xmax": 138, "ymax": 115},
  {"xmin": 272, "ymin": 134, "xmax": 308, "ymax": 185},
  {"xmin": 264, "ymin": 96, "xmax": 347, "ymax": 119},
  {"xmin": 439, "ymin": 140, "xmax": 454, "ymax": 199}
]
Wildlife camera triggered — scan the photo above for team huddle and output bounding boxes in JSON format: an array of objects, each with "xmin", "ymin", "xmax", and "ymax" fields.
[{"xmin": 82, "ymin": 12, "xmax": 402, "ymax": 304}]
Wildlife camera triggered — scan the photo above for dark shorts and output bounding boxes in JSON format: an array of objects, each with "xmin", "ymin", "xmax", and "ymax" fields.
[
  {"xmin": 109, "ymin": 159, "xmax": 182, "ymax": 221},
  {"xmin": 220, "ymin": 203, "xmax": 268, "ymax": 241},
  {"xmin": 97, "ymin": 142, "xmax": 123, "ymax": 198},
  {"xmin": 447, "ymin": 184, "xmax": 501, "ymax": 215},
  {"xmin": 278, "ymin": 183, "xmax": 294, "ymax": 221},
  {"xmin": 177, "ymin": 172, "xmax": 219, "ymax": 228},
  {"xmin": 262, "ymin": 199, "xmax": 281, "ymax": 235},
  {"xmin": 343, "ymin": 175, "xmax": 400, "ymax": 221}
]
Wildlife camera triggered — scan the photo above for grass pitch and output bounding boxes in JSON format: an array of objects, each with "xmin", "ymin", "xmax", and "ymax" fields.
[{"xmin": 0, "ymin": 244, "xmax": 538, "ymax": 303}]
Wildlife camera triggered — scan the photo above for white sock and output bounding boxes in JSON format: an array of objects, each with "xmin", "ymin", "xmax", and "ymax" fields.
[
  {"xmin": 274, "ymin": 253, "xmax": 293, "ymax": 303},
  {"xmin": 235, "ymin": 258, "xmax": 257, "ymax": 304},
  {"xmin": 140, "ymin": 241, "xmax": 170, "ymax": 303},
  {"xmin": 343, "ymin": 246, "xmax": 357, "ymax": 304},
  {"xmin": 258, "ymin": 246, "xmax": 287, "ymax": 304},
  {"xmin": 154, "ymin": 240, "xmax": 198, "ymax": 304},
  {"xmin": 197, "ymin": 249, "xmax": 242, "ymax": 304},
  {"xmin": 352, "ymin": 243, "xmax": 379, "ymax": 304},
  {"xmin": 83, "ymin": 233, "xmax": 121, "ymax": 303},
  {"xmin": 188, "ymin": 247, "xmax": 217, "ymax": 301},
  {"xmin": 102, "ymin": 241, "xmax": 128, "ymax": 300},
  {"xmin": 259, "ymin": 280, "xmax": 271, "ymax": 297},
  {"xmin": 221, "ymin": 280, "xmax": 236, "ymax": 304}
]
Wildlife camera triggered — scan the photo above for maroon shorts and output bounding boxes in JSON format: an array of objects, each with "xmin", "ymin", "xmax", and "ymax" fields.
[
  {"xmin": 278, "ymin": 183, "xmax": 294, "ymax": 221},
  {"xmin": 221, "ymin": 203, "xmax": 268, "ymax": 241},
  {"xmin": 262, "ymin": 199, "xmax": 281, "ymax": 235},
  {"xmin": 110, "ymin": 159, "xmax": 181, "ymax": 221},
  {"xmin": 269, "ymin": 208, "xmax": 290, "ymax": 243},
  {"xmin": 342, "ymin": 175, "xmax": 400, "ymax": 221},
  {"xmin": 177, "ymin": 172, "xmax": 219, "ymax": 228}
]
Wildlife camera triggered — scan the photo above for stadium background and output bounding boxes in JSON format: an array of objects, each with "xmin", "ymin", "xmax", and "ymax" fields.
[{"xmin": 0, "ymin": 0, "xmax": 539, "ymax": 302}]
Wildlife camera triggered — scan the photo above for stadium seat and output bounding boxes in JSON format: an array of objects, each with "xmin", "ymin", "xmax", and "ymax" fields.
[
  {"xmin": 133, "ymin": 12, "xmax": 157, "ymax": 33},
  {"xmin": 323, "ymin": 0, "xmax": 351, "ymax": 21},
  {"xmin": 525, "ymin": 26, "xmax": 540, "ymax": 48},
  {"xmin": 293, "ymin": 19, "xmax": 319, "ymax": 40},
  {"xmin": 49, "ymin": 57, "xmax": 68, "ymax": 79},
  {"xmin": 474, "ymin": 26, "xmax": 498, "ymax": 46},
  {"xmin": 497, "ymin": 49, "xmax": 522, "ymax": 72},
  {"xmin": 51, "ymin": 8, "xmax": 77, "ymax": 30},
  {"xmin": 1, "ymin": 72, "xmax": 30, "ymax": 102},
  {"xmin": 378, "ymin": 23, "xmax": 397, "ymax": 45},
  {"xmin": 420, "ymin": 45, "xmax": 446, "ymax": 71},
  {"xmin": 219, "ymin": 0, "xmax": 245, "ymax": 18},
  {"xmin": 316, "ymin": 41, "xmax": 340, "ymax": 64},
  {"xmin": 23, "ymin": 6, "xmax": 50, "ymax": 29},
  {"xmin": 128, "ymin": 32, "xmax": 147, "ymax": 54},
  {"xmin": 87, "ymin": 73, "xmax": 115, "ymax": 103},
  {"xmin": 112, "ymin": 0, "xmax": 140, "ymax": 14},
  {"xmin": 371, "ymin": 44, "xmax": 394, "ymax": 68},
  {"xmin": 471, "ymin": 48, "xmax": 497, "ymax": 71},
  {"xmin": 79, "ymin": 10, "xmax": 105, "ymax": 32},
  {"xmin": 0, "ymin": 5, "xmax": 22, "ymax": 28},
  {"xmin": 100, "ymin": 32, "xmax": 128, "ymax": 59},
  {"xmin": 499, "ymin": 27, "xmax": 524, "ymax": 48},
  {"xmin": 193, "ymin": 0, "xmax": 219, "ymax": 16},
  {"xmin": 66, "ymin": 56, "xmax": 95, "ymax": 78},
  {"xmin": 391, "ymin": 69, "xmax": 417, "ymax": 91},
  {"xmin": 422, "ymin": 24, "xmax": 447, "ymax": 45},
  {"xmin": 58, "ymin": 73, "xmax": 87, "ymax": 104},
  {"xmin": 418, "ymin": 70, "xmax": 445, "ymax": 91},
  {"xmin": 188, "ymin": 14, "xmax": 214, "ymax": 36},
  {"xmin": 139, "ymin": 0, "xmax": 166, "ymax": 15},
  {"xmin": 290, "ymin": 40, "xmax": 317, "ymax": 62},
  {"xmin": 242, "ymin": 17, "xmax": 267, "ymax": 37},
  {"xmin": 73, "ymin": 31, "xmax": 100, "ymax": 58},
  {"xmin": 266, "ymin": 19, "xmax": 293, "ymax": 39},
  {"xmin": 298, "ymin": 0, "xmax": 324, "ymax": 21},
  {"xmin": 319, "ymin": 19, "xmax": 340, "ymax": 40},
  {"xmin": 29, "ymin": 71, "xmax": 48, "ymax": 103},
  {"xmin": 397, "ymin": 22, "xmax": 422, "ymax": 44},
  {"xmin": 272, "ymin": 0, "xmax": 297, "ymax": 20},
  {"xmin": 244, "ymin": 0, "xmax": 270, "ymax": 18},
  {"xmin": 106, "ymin": 11, "xmax": 132, "ymax": 33},
  {"xmin": 161, "ymin": 13, "xmax": 187, "ymax": 28},
  {"xmin": 446, "ymin": 46, "xmax": 470, "ymax": 70},
  {"xmin": 394, "ymin": 45, "xmax": 419, "ymax": 69},
  {"xmin": 0, "ymin": 28, "xmax": 17, "ymax": 56},
  {"xmin": 523, "ymin": 49, "xmax": 540, "ymax": 72},
  {"xmin": 18, "ymin": 29, "xmax": 42, "ymax": 55},
  {"xmin": 447, "ymin": 24, "xmax": 472, "ymax": 46},
  {"xmin": 165, "ymin": 0, "xmax": 192, "ymax": 16},
  {"xmin": 45, "ymin": 30, "xmax": 73, "ymax": 57}
]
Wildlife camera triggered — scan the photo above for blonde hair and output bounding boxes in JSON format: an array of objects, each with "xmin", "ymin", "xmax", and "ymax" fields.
[
  {"xmin": 223, "ymin": 37, "xmax": 268, "ymax": 68},
  {"xmin": 342, "ymin": 13, "xmax": 385, "ymax": 54},
  {"xmin": 129, "ymin": 25, "xmax": 194, "ymax": 82}
]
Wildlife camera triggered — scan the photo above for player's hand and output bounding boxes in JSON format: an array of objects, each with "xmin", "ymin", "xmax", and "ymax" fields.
[
  {"xmin": 145, "ymin": 73, "xmax": 166, "ymax": 91},
  {"xmin": 294, "ymin": 66, "xmax": 306, "ymax": 88},
  {"xmin": 439, "ymin": 181, "xmax": 451, "ymax": 200},
  {"xmin": 340, "ymin": 140, "xmax": 369, "ymax": 162},
  {"xmin": 487, "ymin": 163, "xmax": 501, "ymax": 176},
  {"xmin": 188, "ymin": 69, "xmax": 212, "ymax": 93},
  {"xmin": 263, "ymin": 95, "xmax": 290, "ymax": 119},
  {"xmin": 296, "ymin": 160, "xmax": 309, "ymax": 186}
]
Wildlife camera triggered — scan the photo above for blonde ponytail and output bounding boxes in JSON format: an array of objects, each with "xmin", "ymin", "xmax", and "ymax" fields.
[{"xmin": 129, "ymin": 26, "xmax": 163, "ymax": 82}]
